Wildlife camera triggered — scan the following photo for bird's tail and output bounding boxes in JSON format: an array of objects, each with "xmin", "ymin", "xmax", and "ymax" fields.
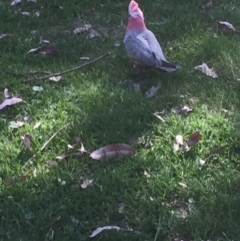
[{"xmin": 156, "ymin": 60, "xmax": 181, "ymax": 72}]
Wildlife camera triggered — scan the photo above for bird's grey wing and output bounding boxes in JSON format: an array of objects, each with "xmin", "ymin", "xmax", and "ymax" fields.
[{"xmin": 124, "ymin": 31, "xmax": 157, "ymax": 67}]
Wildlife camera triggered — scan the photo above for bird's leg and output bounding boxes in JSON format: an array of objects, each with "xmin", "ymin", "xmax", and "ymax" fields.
[{"xmin": 132, "ymin": 65, "xmax": 143, "ymax": 93}]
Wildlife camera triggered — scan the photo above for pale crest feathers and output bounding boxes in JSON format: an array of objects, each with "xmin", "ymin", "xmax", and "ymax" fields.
[{"xmin": 128, "ymin": 0, "xmax": 144, "ymax": 19}]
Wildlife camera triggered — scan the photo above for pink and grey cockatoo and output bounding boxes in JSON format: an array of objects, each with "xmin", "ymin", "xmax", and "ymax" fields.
[{"xmin": 124, "ymin": 0, "xmax": 180, "ymax": 80}]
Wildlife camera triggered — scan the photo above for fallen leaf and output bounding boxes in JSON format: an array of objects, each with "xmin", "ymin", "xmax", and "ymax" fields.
[
  {"xmin": 179, "ymin": 182, "xmax": 187, "ymax": 188},
  {"xmin": 0, "ymin": 34, "xmax": 8, "ymax": 39},
  {"xmin": 73, "ymin": 24, "xmax": 92, "ymax": 34},
  {"xmin": 90, "ymin": 143, "xmax": 134, "ymax": 160},
  {"xmin": 47, "ymin": 160, "xmax": 58, "ymax": 167},
  {"xmin": 153, "ymin": 112, "xmax": 165, "ymax": 122},
  {"xmin": 80, "ymin": 57, "xmax": 90, "ymax": 60},
  {"xmin": 145, "ymin": 83, "xmax": 161, "ymax": 98},
  {"xmin": 33, "ymin": 121, "xmax": 41, "ymax": 129},
  {"xmin": 80, "ymin": 179, "xmax": 93, "ymax": 189},
  {"xmin": 4, "ymin": 178, "xmax": 15, "ymax": 186},
  {"xmin": 194, "ymin": 62, "xmax": 218, "ymax": 78},
  {"xmin": 34, "ymin": 10, "xmax": 40, "ymax": 17},
  {"xmin": 70, "ymin": 216, "xmax": 79, "ymax": 224},
  {"xmin": 23, "ymin": 134, "xmax": 32, "ymax": 149},
  {"xmin": 218, "ymin": 21, "xmax": 236, "ymax": 31},
  {"xmin": 86, "ymin": 29, "xmax": 101, "ymax": 39},
  {"xmin": 202, "ymin": 0, "xmax": 212, "ymax": 9},
  {"xmin": 133, "ymin": 83, "xmax": 141, "ymax": 93},
  {"xmin": 49, "ymin": 76, "xmax": 61, "ymax": 82},
  {"xmin": 4, "ymin": 88, "xmax": 11, "ymax": 98},
  {"xmin": 21, "ymin": 12, "xmax": 31, "ymax": 16},
  {"xmin": 32, "ymin": 86, "xmax": 43, "ymax": 91},
  {"xmin": 27, "ymin": 47, "xmax": 41, "ymax": 54},
  {"xmin": 11, "ymin": 0, "xmax": 21, "ymax": 6},
  {"xmin": 209, "ymin": 144, "xmax": 228, "ymax": 155},
  {"xmin": 187, "ymin": 132, "xmax": 202, "ymax": 146},
  {"xmin": 199, "ymin": 159, "xmax": 206, "ymax": 166},
  {"xmin": 176, "ymin": 104, "xmax": 193, "ymax": 114},
  {"xmin": 39, "ymin": 46, "xmax": 59, "ymax": 56},
  {"xmin": 89, "ymin": 226, "xmax": 121, "ymax": 238},
  {"xmin": 118, "ymin": 203, "xmax": 125, "ymax": 213},
  {"xmin": 9, "ymin": 120, "xmax": 25, "ymax": 128},
  {"xmin": 0, "ymin": 97, "xmax": 22, "ymax": 110},
  {"xmin": 144, "ymin": 170, "xmax": 151, "ymax": 178},
  {"xmin": 173, "ymin": 135, "xmax": 184, "ymax": 152}
]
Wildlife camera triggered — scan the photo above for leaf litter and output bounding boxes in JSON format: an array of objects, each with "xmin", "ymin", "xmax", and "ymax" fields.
[
  {"xmin": 89, "ymin": 226, "xmax": 133, "ymax": 238},
  {"xmin": 145, "ymin": 83, "xmax": 161, "ymax": 98},
  {"xmin": 194, "ymin": 62, "xmax": 218, "ymax": 78},
  {"xmin": 90, "ymin": 143, "xmax": 134, "ymax": 160}
]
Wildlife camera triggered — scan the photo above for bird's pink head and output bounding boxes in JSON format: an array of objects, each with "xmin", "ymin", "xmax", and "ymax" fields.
[{"xmin": 127, "ymin": 1, "xmax": 146, "ymax": 31}]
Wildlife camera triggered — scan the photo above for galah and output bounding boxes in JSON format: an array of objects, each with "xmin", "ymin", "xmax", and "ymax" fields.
[{"xmin": 124, "ymin": 0, "xmax": 181, "ymax": 78}]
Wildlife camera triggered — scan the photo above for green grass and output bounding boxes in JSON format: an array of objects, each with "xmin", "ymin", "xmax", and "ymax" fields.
[{"xmin": 1, "ymin": 0, "xmax": 240, "ymax": 240}]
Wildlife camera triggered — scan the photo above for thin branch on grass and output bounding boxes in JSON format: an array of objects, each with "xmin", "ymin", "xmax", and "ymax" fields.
[
  {"xmin": 23, "ymin": 52, "xmax": 110, "ymax": 82},
  {"xmin": 154, "ymin": 215, "xmax": 161, "ymax": 241},
  {"xmin": 22, "ymin": 123, "xmax": 70, "ymax": 169}
]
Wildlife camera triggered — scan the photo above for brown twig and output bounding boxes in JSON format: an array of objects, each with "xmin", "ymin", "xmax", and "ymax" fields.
[
  {"xmin": 23, "ymin": 52, "xmax": 110, "ymax": 82},
  {"xmin": 22, "ymin": 123, "xmax": 70, "ymax": 169}
]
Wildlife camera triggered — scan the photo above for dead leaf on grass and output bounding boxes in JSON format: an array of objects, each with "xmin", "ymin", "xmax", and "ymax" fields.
[
  {"xmin": 179, "ymin": 182, "xmax": 187, "ymax": 188},
  {"xmin": 209, "ymin": 144, "xmax": 228, "ymax": 155},
  {"xmin": 173, "ymin": 105, "xmax": 190, "ymax": 114},
  {"xmin": 5, "ymin": 175, "xmax": 28, "ymax": 186},
  {"xmin": 90, "ymin": 143, "xmax": 134, "ymax": 160},
  {"xmin": 27, "ymin": 47, "xmax": 41, "ymax": 54},
  {"xmin": 9, "ymin": 120, "xmax": 25, "ymax": 128},
  {"xmin": 39, "ymin": 46, "xmax": 60, "ymax": 56},
  {"xmin": 23, "ymin": 134, "xmax": 32, "ymax": 149},
  {"xmin": 218, "ymin": 21, "xmax": 236, "ymax": 31},
  {"xmin": 153, "ymin": 112, "xmax": 165, "ymax": 122},
  {"xmin": 33, "ymin": 86, "xmax": 43, "ymax": 91},
  {"xmin": 202, "ymin": 0, "xmax": 212, "ymax": 9},
  {"xmin": 173, "ymin": 135, "xmax": 184, "ymax": 152},
  {"xmin": 33, "ymin": 121, "xmax": 41, "ymax": 129},
  {"xmin": 0, "ymin": 97, "xmax": 23, "ymax": 110},
  {"xmin": 89, "ymin": 226, "xmax": 132, "ymax": 238},
  {"xmin": 118, "ymin": 203, "xmax": 125, "ymax": 213},
  {"xmin": 73, "ymin": 24, "xmax": 92, "ymax": 34},
  {"xmin": 194, "ymin": 62, "xmax": 218, "ymax": 78},
  {"xmin": 47, "ymin": 160, "xmax": 58, "ymax": 167},
  {"xmin": 133, "ymin": 83, "xmax": 141, "ymax": 93},
  {"xmin": 80, "ymin": 179, "xmax": 93, "ymax": 189},
  {"xmin": 145, "ymin": 83, "xmax": 161, "ymax": 98},
  {"xmin": 49, "ymin": 76, "xmax": 61, "ymax": 82},
  {"xmin": 86, "ymin": 29, "xmax": 101, "ymax": 39},
  {"xmin": 4, "ymin": 88, "xmax": 11, "ymax": 98},
  {"xmin": 187, "ymin": 132, "xmax": 202, "ymax": 146},
  {"xmin": 21, "ymin": 12, "xmax": 31, "ymax": 16},
  {"xmin": 199, "ymin": 158, "xmax": 206, "ymax": 166}
]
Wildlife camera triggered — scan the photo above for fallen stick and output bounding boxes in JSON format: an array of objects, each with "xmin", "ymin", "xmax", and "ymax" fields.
[
  {"xmin": 24, "ymin": 52, "xmax": 110, "ymax": 82},
  {"xmin": 22, "ymin": 123, "xmax": 70, "ymax": 169}
]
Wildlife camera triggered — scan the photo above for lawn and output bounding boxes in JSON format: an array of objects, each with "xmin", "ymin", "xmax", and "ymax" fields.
[{"xmin": 1, "ymin": 0, "xmax": 240, "ymax": 240}]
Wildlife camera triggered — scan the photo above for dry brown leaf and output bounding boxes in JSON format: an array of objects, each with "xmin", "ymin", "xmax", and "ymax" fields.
[
  {"xmin": 23, "ymin": 134, "xmax": 32, "ymax": 149},
  {"xmin": 90, "ymin": 143, "xmax": 134, "ymax": 160},
  {"xmin": 187, "ymin": 132, "xmax": 202, "ymax": 146}
]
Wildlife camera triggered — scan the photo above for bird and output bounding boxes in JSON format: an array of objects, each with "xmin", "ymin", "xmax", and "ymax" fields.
[{"xmin": 124, "ymin": 0, "xmax": 181, "ymax": 83}]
